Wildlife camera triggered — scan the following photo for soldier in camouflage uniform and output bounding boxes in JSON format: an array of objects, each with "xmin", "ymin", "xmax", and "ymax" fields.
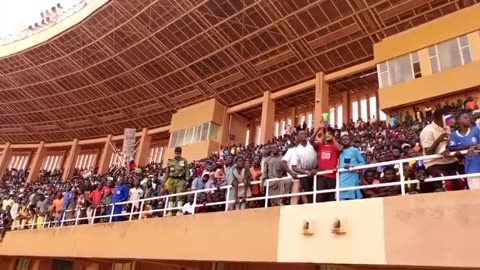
[{"xmin": 165, "ymin": 146, "xmax": 189, "ymax": 216}]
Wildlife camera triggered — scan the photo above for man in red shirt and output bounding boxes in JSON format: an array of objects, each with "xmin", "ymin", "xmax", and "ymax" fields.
[{"xmin": 309, "ymin": 123, "xmax": 343, "ymax": 202}]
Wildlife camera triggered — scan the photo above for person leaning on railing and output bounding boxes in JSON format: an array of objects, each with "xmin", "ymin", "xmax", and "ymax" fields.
[
  {"xmin": 338, "ymin": 135, "xmax": 366, "ymax": 200},
  {"xmin": 420, "ymin": 108, "xmax": 463, "ymax": 192}
]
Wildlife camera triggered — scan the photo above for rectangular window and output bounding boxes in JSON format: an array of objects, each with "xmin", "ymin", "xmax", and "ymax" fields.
[
  {"xmin": 380, "ymin": 110, "xmax": 387, "ymax": 121},
  {"xmin": 281, "ymin": 120, "xmax": 286, "ymax": 135},
  {"xmin": 429, "ymin": 34, "xmax": 471, "ymax": 73},
  {"xmin": 369, "ymin": 96, "xmax": 377, "ymax": 120},
  {"xmin": 257, "ymin": 127, "xmax": 261, "ymax": 145},
  {"xmin": 360, "ymin": 98, "xmax": 368, "ymax": 121},
  {"xmin": 387, "ymin": 53, "xmax": 414, "ymax": 85},
  {"xmin": 275, "ymin": 122, "xmax": 279, "ymax": 137},
  {"xmin": 200, "ymin": 122, "xmax": 209, "ymax": 141},
  {"xmin": 352, "ymin": 101, "xmax": 359, "ymax": 122},
  {"xmin": 336, "ymin": 105, "xmax": 343, "ymax": 128},
  {"xmin": 377, "ymin": 62, "xmax": 390, "ymax": 88},
  {"xmin": 307, "ymin": 113, "xmax": 313, "ymax": 129},
  {"xmin": 208, "ymin": 122, "xmax": 220, "ymax": 141},
  {"xmin": 329, "ymin": 107, "xmax": 335, "ymax": 126},
  {"xmin": 245, "ymin": 129, "xmax": 250, "ymax": 145}
]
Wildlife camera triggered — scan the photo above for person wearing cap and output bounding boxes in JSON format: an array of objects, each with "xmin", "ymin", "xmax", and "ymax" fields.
[{"xmin": 165, "ymin": 147, "xmax": 189, "ymax": 216}]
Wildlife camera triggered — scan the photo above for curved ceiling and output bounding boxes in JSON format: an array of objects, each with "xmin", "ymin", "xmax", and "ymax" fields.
[{"xmin": 0, "ymin": 0, "xmax": 477, "ymax": 143}]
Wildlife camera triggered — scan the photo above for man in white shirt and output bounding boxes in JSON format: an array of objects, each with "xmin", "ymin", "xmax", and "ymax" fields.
[
  {"xmin": 281, "ymin": 141, "xmax": 300, "ymax": 205},
  {"xmin": 291, "ymin": 130, "xmax": 318, "ymax": 203},
  {"xmin": 182, "ymin": 194, "xmax": 195, "ymax": 215},
  {"xmin": 420, "ymin": 108, "xmax": 462, "ymax": 192},
  {"xmin": 129, "ymin": 179, "xmax": 144, "ymax": 212}
]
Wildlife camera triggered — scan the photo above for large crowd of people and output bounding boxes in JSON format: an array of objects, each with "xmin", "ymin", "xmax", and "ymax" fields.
[{"xmin": 0, "ymin": 96, "xmax": 479, "ymax": 239}]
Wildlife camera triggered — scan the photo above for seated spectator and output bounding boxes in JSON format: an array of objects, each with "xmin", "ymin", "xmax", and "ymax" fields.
[
  {"xmin": 361, "ymin": 169, "xmax": 380, "ymax": 198},
  {"xmin": 376, "ymin": 166, "xmax": 401, "ymax": 197}
]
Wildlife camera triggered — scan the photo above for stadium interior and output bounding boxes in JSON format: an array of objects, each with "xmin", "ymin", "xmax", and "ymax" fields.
[{"xmin": 0, "ymin": 0, "xmax": 480, "ymax": 270}]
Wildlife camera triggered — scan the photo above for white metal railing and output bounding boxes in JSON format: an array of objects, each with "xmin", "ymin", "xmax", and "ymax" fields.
[{"xmin": 8, "ymin": 150, "xmax": 479, "ymax": 230}]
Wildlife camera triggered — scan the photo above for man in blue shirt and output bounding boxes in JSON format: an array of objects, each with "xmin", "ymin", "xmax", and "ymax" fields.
[
  {"xmin": 111, "ymin": 177, "xmax": 130, "ymax": 221},
  {"xmin": 449, "ymin": 112, "xmax": 480, "ymax": 189},
  {"xmin": 58, "ymin": 185, "xmax": 73, "ymax": 223},
  {"xmin": 339, "ymin": 135, "xmax": 366, "ymax": 200}
]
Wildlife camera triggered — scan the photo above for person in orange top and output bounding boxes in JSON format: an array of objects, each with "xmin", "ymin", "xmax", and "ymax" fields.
[
  {"xmin": 51, "ymin": 192, "xmax": 64, "ymax": 226},
  {"xmin": 249, "ymin": 155, "xmax": 262, "ymax": 208}
]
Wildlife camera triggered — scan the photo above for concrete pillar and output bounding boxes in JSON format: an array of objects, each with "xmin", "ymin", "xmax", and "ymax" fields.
[
  {"xmin": 97, "ymin": 134, "xmax": 113, "ymax": 174},
  {"xmin": 342, "ymin": 92, "xmax": 350, "ymax": 126},
  {"xmin": 63, "ymin": 139, "xmax": 80, "ymax": 181},
  {"xmin": 0, "ymin": 143, "xmax": 12, "ymax": 178},
  {"xmin": 313, "ymin": 72, "xmax": 329, "ymax": 130},
  {"xmin": 260, "ymin": 91, "xmax": 275, "ymax": 144},
  {"xmin": 290, "ymin": 107, "xmax": 296, "ymax": 128},
  {"xmin": 27, "ymin": 142, "xmax": 46, "ymax": 182},
  {"xmin": 135, "ymin": 128, "xmax": 152, "ymax": 167}
]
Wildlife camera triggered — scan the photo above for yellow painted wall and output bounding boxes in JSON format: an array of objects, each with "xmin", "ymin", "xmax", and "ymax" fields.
[
  {"xmin": 379, "ymin": 61, "xmax": 480, "ymax": 109},
  {"xmin": 166, "ymin": 99, "xmax": 227, "ymax": 161},
  {"xmin": 374, "ymin": 4, "xmax": 480, "ymax": 62},
  {"xmin": 170, "ymin": 99, "xmax": 226, "ymax": 132}
]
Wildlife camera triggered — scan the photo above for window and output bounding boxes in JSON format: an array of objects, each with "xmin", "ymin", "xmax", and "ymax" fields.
[
  {"xmin": 208, "ymin": 122, "xmax": 220, "ymax": 141},
  {"xmin": 287, "ymin": 118, "xmax": 292, "ymax": 129},
  {"xmin": 329, "ymin": 107, "xmax": 335, "ymax": 126},
  {"xmin": 300, "ymin": 114, "xmax": 306, "ymax": 125},
  {"xmin": 429, "ymin": 34, "xmax": 472, "ymax": 73},
  {"xmin": 148, "ymin": 146, "xmax": 165, "ymax": 163},
  {"xmin": 274, "ymin": 122, "xmax": 279, "ymax": 137},
  {"xmin": 245, "ymin": 129, "xmax": 250, "ymax": 145},
  {"xmin": 336, "ymin": 105, "xmax": 343, "ymax": 128},
  {"xmin": 360, "ymin": 98, "xmax": 368, "ymax": 121},
  {"xmin": 352, "ymin": 101, "xmax": 359, "ymax": 122},
  {"xmin": 369, "ymin": 96, "xmax": 377, "ymax": 120},
  {"xmin": 307, "ymin": 113, "xmax": 313, "ymax": 129},
  {"xmin": 380, "ymin": 110, "xmax": 387, "ymax": 121},
  {"xmin": 378, "ymin": 52, "xmax": 421, "ymax": 88},
  {"xmin": 281, "ymin": 120, "xmax": 286, "ymax": 135}
]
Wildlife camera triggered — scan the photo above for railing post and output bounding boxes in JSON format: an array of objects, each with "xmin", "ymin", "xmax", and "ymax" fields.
[
  {"xmin": 335, "ymin": 170, "xmax": 340, "ymax": 201},
  {"xmin": 264, "ymin": 180, "xmax": 269, "ymax": 208},
  {"xmin": 163, "ymin": 197, "xmax": 169, "ymax": 217},
  {"xmin": 129, "ymin": 202, "xmax": 135, "ymax": 221},
  {"xmin": 139, "ymin": 200, "xmax": 145, "ymax": 219},
  {"xmin": 313, "ymin": 174, "xmax": 317, "ymax": 203},
  {"xmin": 60, "ymin": 211, "xmax": 65, "ymax": 227},
  {"xmin": 92, "ymin": 207, "xmax": 97, "ymax": 224},
  {"xmin": 224, "ymin": 186, "xmax": 230, "ymax": 211},
  {"xmin": 192, "ymin": 191, "xmax": 198, "ymax": 215},
  {"xmin": 399, "ymin": 162, "xmax": 406, "ymax": 195},
  {"xmin": 74, "ymin": 209, "xmax": 80, "ymax": 226},
  {"xmin": 109, "ymin": 203, "xmax": 114, "ymax": 223}
]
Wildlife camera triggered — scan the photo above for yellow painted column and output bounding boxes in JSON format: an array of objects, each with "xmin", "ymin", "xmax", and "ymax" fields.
[
  {"xmin": 135, "ymin": 128, "xmax": 152, "ymax": 167},
  {"xmin": 260, "ymin": 91, "xmax": 275, "ymax": 144},
  {"xmin": 313, "ymin": 72, "xmax": 329, "ymax": 129},
  {"xmin": 418, "ymin": 48, "xmax": 432, "ymax": 76},
  {"xmin": 97, "ymin": 134, "xmax": 113, "ymax": 174},
  {"xmin": 342, "ymin": 91, "xmax": 350, "ymax": 126},
  {"xmin": 63, "ymin": 138, "xmax": 80, "ymax": 181},
  {"xmin": 468, "ymin": 32, "xmax": 480, "ymax": 61},
  {"xmin": 27, "ymin": 141, "xmax": 46, "ymax": 182},
  {"xmin": 0, "ymin": 143, "xmax": 12, "ymax": 178}
]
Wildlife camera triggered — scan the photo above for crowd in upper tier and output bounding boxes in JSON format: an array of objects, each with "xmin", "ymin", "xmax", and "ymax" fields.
[{"xmin": 0, "ymin": 96, "xmax": 479, "ymax": 237}]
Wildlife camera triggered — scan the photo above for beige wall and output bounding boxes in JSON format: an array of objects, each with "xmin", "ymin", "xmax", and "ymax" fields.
[{"xmin": 2, "ymin": 191, "xmax": 480, "ymax": 268}]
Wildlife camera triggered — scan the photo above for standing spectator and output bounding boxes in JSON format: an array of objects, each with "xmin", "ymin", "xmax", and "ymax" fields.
[
  {"xmin": 129, "ymin": 179, "xmax": 144, "ymax": 215},
  {"xmin": 420, "ymin": 108, "xmax": 463, "ymax": 192},
  {"xmin": 229, "ymin": 156, "xmax": 252, "ymax": 210},
  {"xmin": 309, "ymin": 123, "xmax": 342, "ymax": 202},
  {"xmin": 281, "ymin": 142, "xmax": 301, "ymax": 205},
  {"xmin": 88, "ymin": 184, "xmax": 102, "ymax": 224},
  {"xmin": 165, "ymin": 147, "xmax": 189, "ymax": 216},
  {"xmin": 261, "ymin": 145, "xmax": 288, "ymax": 206},
  {"xmin": 249, "ymin": 155, "xmax": 262, "ymax": 207},
  {"xmin": 449, "ymin": 112, "xmax": 480, "ymax": 189},
  {"xmin": 338, "ymin": 135, "xmax": 366, "ymax": 200},
  {"xmin": 111, "ymin": 177, "xmax": 129, "ymax": 222},
  {"xmin": 291, "ymin": 130, "xmax": 318, "ymax": 203}
]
